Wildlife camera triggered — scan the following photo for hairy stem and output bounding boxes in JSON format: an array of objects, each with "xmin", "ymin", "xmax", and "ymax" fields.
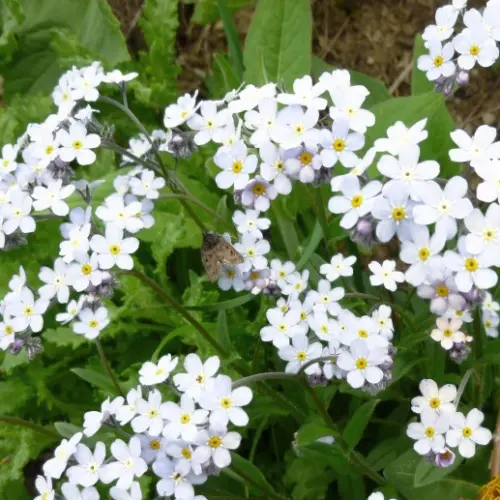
[{"xmin": 95, "ymin": 339, "xmax": 124, "ymax": 397}]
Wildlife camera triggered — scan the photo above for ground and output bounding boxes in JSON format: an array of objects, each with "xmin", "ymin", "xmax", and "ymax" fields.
[{"xmin": 108, "ymin": 0, "xmax": 500, "ymax": 134}]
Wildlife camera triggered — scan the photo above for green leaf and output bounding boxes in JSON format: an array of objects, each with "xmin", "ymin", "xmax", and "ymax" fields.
[
  {"xmin": 296, "ymin": 220, "xmax": 323, "ymax": 270},
  {"xmin": 216, "ymin": 0, "xmax": 244, "ymax": 79},
  {"xmin": 342, "ymin": 399, "xmax": 379, "ymax": 449},
  {"xmin": 216, "ymin": 310, "xmax": 233, "ymax": 351},
  {"xmin": 229, "ymin": 452, "xmax": 279, "ymax": 497},
  {"xmin": 414, "ymin": 455, "xmax": 463, "ymax": 487},
  {"xmin": 244, "ymin": 0, "xmax": 312, "ymax": 88},
  {"xmin": 272, "ymin": 198, "xmax": 300, "ymax": 260},
  {"xmin": 0, "ymin": 0, "xmax": 25, "ymax": 64},
  {"xmin": 54, "ymin": 421, "xmax": 82, "ymax": 438},
  {"xmin": 2, "ymin": 0, "xmax": 129, "ymax": 99},
  {"xmin": 0, "ymin": 380, "xmax": 31, "ymax": 414},
  {"xmin": 479, "ymin": 338, "xmax": 500, "ymax": 364},
  {"xmin": 412, "ymin": 35, "xmax": 434, "ymax": 96},
  {"xmin": 366, "ymin": 437, "xmax": 408, "ymax": 471},
  {"xmin": 44, "ymin": 327, "xmax": 87, "ymax": 348},
  {"xmin": 311, "ymin": 56, "xmax": 391, "ymax": 109},
  {"xmin": 192, "ymin": 0, "xmax": 253, "ymax": 24},
  {"xmin": 205, "ymin": 53, "xmax": 242, "ymax": 99},
  {"xmin": 185, "ymin": 293, "xmax": 258, "ymax": 311},
  {"xmin": 297, "ymin": 441, "xmax": 354, "ymax": 474},
  {"xmin": 0, "ymin": 350, "xmax": 29, "ymax": 373},
  {"xmin": 338, "ymin": 474, "xmax": 366, "ymax": 500},
  {"xmin": 295, "ymin": 420, "xmax": 336, "ymax": 445},
  {"xmin": 365, "ymin": 91, "xmax": 458, "ymax": 178},
  {"xmin": 71, "ymin": 367, "xmax": 119, "ymax": 395}
]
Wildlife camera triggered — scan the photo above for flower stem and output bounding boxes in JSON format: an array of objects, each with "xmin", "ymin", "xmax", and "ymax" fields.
[
  {"xmin": 122, "ymin": 269, "xmax": 228, "ymax": 357},
  {"xmin": 95, "ymin": 339, "xmax": 124, "ymax": 397},
  {"xmin": 307, "ymin": 185, "xmax": 331, "ymax": 252},
  {"xmin": 0, "ymin": 416, "xmax": 59, "ymax": 439},
  {"xmin": 297, "ymin": 355, "xmax": 337, "ymax": 375},
  {"xmin": 232, "ymin": 372, "xmax": 299, "ymax": 389}
]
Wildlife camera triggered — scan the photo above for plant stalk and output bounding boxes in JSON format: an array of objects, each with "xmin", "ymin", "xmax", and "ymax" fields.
[{"xmin": 95, "ymin": 339, "xmax": 124, "ymax": 397}]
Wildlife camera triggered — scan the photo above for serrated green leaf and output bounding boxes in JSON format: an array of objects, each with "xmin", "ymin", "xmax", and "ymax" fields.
[
  {"xmin": 0, "ymin": 350, "xmax": 30, "ymax": 373},
  {"xmin": 71, "ymin": 367, "xmax": 119, "ymax": 395},
  {"xmin": 44, "ymin": 327, "xmax": 87, "ymax": 348},
  {"xmin": 342, "ymin": 399, "xmax": 379, "ymax": 449},
  {"xmin": 0, "ymin": 380, "xmax": 31, "ymax": 414},
  {"xmin": 244, "ymin": 0, "xmax": 312, "ymax": 88}
]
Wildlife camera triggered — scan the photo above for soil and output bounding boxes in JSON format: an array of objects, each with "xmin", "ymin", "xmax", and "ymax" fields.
[{"xmin": 108, "ymin": 0, "xmax": 500, "ymax": 134}]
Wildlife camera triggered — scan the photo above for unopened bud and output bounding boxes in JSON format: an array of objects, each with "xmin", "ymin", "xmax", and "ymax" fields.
[{"xmin": 455, "ymin": 70, "xmax": 469, "ymax": 87}]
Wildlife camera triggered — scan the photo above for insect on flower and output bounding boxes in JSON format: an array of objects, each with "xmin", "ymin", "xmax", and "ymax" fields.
[{"xmin": 201, "ymin": 232, "xmax": 244, "ymax": 282}]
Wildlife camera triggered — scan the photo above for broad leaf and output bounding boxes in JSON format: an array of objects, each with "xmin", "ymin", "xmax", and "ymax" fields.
[
  {"xmin": 411, "ymin": 35, "xmax": 434, "ymax": 95},
  {"xmin": 343, "ymin": 399, "xmax": 379, "ymax": 449},
  {"xmin": 71, "ymin": 367, "xmax": 121, "ymax": 395}
]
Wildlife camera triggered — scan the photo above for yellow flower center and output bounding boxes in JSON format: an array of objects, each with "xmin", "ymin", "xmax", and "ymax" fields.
[
  {"xmin": 72, "ymin": 140, "xmax": 83, "ymax": 150},
  {"xmin": 180, "ymin": 111, "xmax": 188, "ymax": 119},
  {"xmin": 429, "ymin": 397, "xmax": 441, "ymax": 409},
  {"xmin": 252, "ymin": 183, "xmax": 265, "ymax": 196},
  {"xmin": 275, "ymin": 160, "xmax": 284, "ymax": 172},
  {"xmin": 425, "ymin": 427, "xmax": 435, "ymax": 438},
  {"xmin": 221, "ymin": 397, "xmax": 232, "ymax": 409},
  {"xmin": 180, "ymin": 413, "xmax": 191, "ymax": 424},
  {"xmin": 483, "ymin": 228, "xmax": 496, "ymax": 241},
  {"xmin": 196, "ymin": 374, "xmax": 205, "ymax": 384},
  {"xmin": 206, "ymin": 120, "xmax": 214, "ymax": 128},
  {"xmin": 469, "ymin": 45, "xmax": 480, "ymax": 56},
  {"xmin": 418, "ymin": 247, "xmax": 430, "ymax": 261},
  {"xmin": 24, "ymin": 306, "xmax": 33, "ymax": 317},
  {"xmin": 485, "ymin": 320, "xmax": 492, "ymax": 328},
  {"xmin": 226, "ymin": 269, "xmax": 235, "ymax": 279},
  {"xmin": 434, "ymin": 55, "xmax": 444, "ymax": 67},
  {"xmin": 300, "ymin": 312, "xmax": 307, "ymax": 320},
  {"xmin": 443, "ymin": 328, "xmax": 453, "ymax": 338},
  {"xmin": 436, "ymin": 285, "xmax": 449, "ymax": 297},
  {"xmin": 296, "ymin": 351, "xmax": 307, "ymax": 361},
  {"xmin": 294, "ymin": 124, "xmax": 305, "ymax": 135},
  {"xmin": 355, "ymin": 357, "xmax": 367, "ymax": 370},
  {"xmin": 462, "ymin": 426, "xmax": 473, "ymax": 438},
  {"xmin": 247, "ymin": 248, "xmax": 255, "ymax": 257},
  {"xmin": 358, "ymin": 329, "xmax": 368, "ymax": 338},
  {"xmin": 351, "ymin": 194, "xmax": 363, "ymax": 208},
  {"xmin": 333, "ymin": 139, "xmax": 345, "ymax": 152},
  {"xmin": 88, "ymin": 320, "xmax": 98, "ymax": 328},
  {"xmin": 88, "ymin": 464, "xmax": 97, "ymax": 473},
  {"xmin": 5, "ymin": 326, "xmax": 13, "ymax": 335},
  {"xmin": 299, "ymin": 152, "xmax": 313, "ymax": 165},
  {"xmin": 109, "ymin": 244, "xmax": 121, "ymax": 255},
  {"xmin": 232, "ymin": 161, "xmax": 243, "ymax": 173},
  {"xmin": 208, "ymin": 436, "xmax": 222, "ymax": 448},
  {"xmin": 81, "ymin": 264, "xmax": 92, "ymax": 275},
  {"xmin": 45, "ymin": 145, "xmax": 54, "ymax": 155},
  {"xmin": 150, "ymin": 440, "xmax": 161, "ymax": 450},
  {"xmin": 148, "ymin": 409, "xmax": 159, "ymax": 418},
  {"xmin": 465, "ymin": 258, "xmax": 479, "ymax": 272},
  {"xmin": 2, "ymin": 159, "xmax": 9, "ymax": 167},
  {"xmin": 250, "ymin": 271, "xmax": 259, "ymax": 280},
  {"xmin": 392, "ymin": 207, "xmax": 406, "ymax": 221},
  {"xmin": 181, "ymin": 447, "xmax": 192, "ymax": 459}
]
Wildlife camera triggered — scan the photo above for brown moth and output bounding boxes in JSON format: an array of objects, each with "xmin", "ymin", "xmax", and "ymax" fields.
[{"xmin": 201, "ymin": 231, "xmax": 244, "ymax": 282}]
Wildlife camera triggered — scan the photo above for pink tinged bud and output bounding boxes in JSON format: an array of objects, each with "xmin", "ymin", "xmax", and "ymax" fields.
[{"xmin": 434, "ymin": 448, "xmax": 456, "ymax": 468}]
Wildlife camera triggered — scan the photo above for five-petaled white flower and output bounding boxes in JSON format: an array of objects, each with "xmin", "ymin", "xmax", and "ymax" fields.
[
  {"xmin": 90, "ymin": 224, "xmax": 139, "ymax": 270},
  {"xmin": 411, "ymin": 379, "xmax": 457, "ymax": 415},
  {"xmin": 446, "ymin": 409, "xmax": 492, "ymax": 458},
  {"xmin": 368, "ymin": 260, "xmax": 405, "ymax": 292},
  {"xmin": 57, "ymin": 122, "xmax": 100, "ymax": 165}
]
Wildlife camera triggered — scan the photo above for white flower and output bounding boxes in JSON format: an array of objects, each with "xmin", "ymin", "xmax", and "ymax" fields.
[
  {"xmin": 411, "ymin": 379, "xmax": 457, "ymax": 415},
  {"xmin": 232, "ymin": 209, "xmax": 270, "ymax": 239},
  {"xmin": 213, "ymin": 116, "xmax": 242, "ymax": 147},
  {"xmin": 34, "ymin": 475, "xmax": 55, "ymax": 500},
  {"xmin": 308, "ymin": 311, "xmax": 341, "ymax": 342},
  {"xmin": 277, "ymin": 75, "xmax": 327, "ymax": 110},
  {"xmin": 200, "ymin": 374, "xmax": 252, "ymax": 427},
  {"xmin": 55, "ymin": 296, "xmax": 85, "ymax": 325},
  {"xmin": 233, "ymin": 233, "xmax": 270, "ymax": 272},
  {"xmin": 129, "ymin": 170, "xmax": 165, "ymax": 199},
  {"xmin": 57, "ymin": 122, "xmax": 100, "ymax": 165},
  {"xmin": 413, "ymin": 177, "xmax": 473, "ymax": 240},
  {"xmin": 72, "ymin": 63, "xmax": 103, "ymax": 102},
  {"xmin": 139, "ymin": 354, "xmax": 179, "ymax": 386},
  {"xmin": 6, "ymin": 287, "xmax": 48, "ymax": 333},
  {"xmin": 329, "ymin": 87, "xmax": 375, "ymax": 134},
  {"xmin": 319, "ymin": 254, "xmax": 356, "ymax": 282},
  {"xmin": 446, "ymin": 409, "xmax": 492, "ymax": 458},
  {"xmin": 193, "ymin": 426, "xmax": 241, "ymax": 468},
  {"xmin": 418, "ymin": 40, "xmax": 456, "ymax": 80},
  {"xmin": 187, "ymin": 101, "xmax": 229, "ymax": 145},
  {"xmin": 475, "ymin": 159, "xmax": 500, "ymax": 203},
  {"xmin": 322, "ymin": 341, "xmax": 345, "ymax": 380},
  {"xmin": 241, "ymin": 176, "xmax": 278, "ymax": 212},
  {"xmin": 281, "ymin": 270, "xmax": 309, "ymax": 297},
  {"xmin": 214, "ymin": 140, "xmax": 258, "ymax": 190},
  {"xmin": 337, "ymin": 339, "xmax": 386, "ymax": 389},
  {"xmin": 319, "ymin": 120, "xmax": 364, "ymax": 169},
  {"xmin": 32, "ymin": 179, "xmax": 75, "ymax": 216},
  {"xmin": 153, "ymin": 458, "xmax": 199, "ymax": 499},
  {"xmin": 3, "ymin": 189, "xmax": 36, "ymax": 235},
  {"xmin": 138, "ymin": 435, "xmax": 167, "ymax": 465},
  {"xmin": 341, "ymin": 313, "xmax": 387, "ymax": 348},
  {"xmin": 367, "ymin": 493, "xmax": 397, "ymax": 500},
  {"xmin": 374, "ymin": 119, "xmax": 428, "ymax": 155},
  {"xmin": 96, "ymin": 194, "xmax": 144, "ymax": 234},
  {"xmin": 406, "ymin": 411, "xmax": 449, "ymax": 455},
  {"xmin": 162, "ymin": 394, "xmax": 208, "ymax": 440},
  {"xmin": 372, "ymin": 305, "xmax": 394, "ymax": 340},
  {"xmin": 449, "ymin": 125, "xmax": 500, "ymax": 166},
  {"xmin": 67, "ymin": 442, "xmax": 107, "ymax": 487},
  {"xmin": 218, "ymin": 265, "xmax": 245, "ymax": 292},
  {"xmin": 116, "ymin": 386, "xmax": 142, "ymax": 426},
  {"xmin": 165, "ymin": 442, "xmax": 205, "ymax": 475},
  {"xmin": 72, "ymin": 307, "xmax": 110, "ymax": 340},
  {"xmin": 173, "ymin": 354, "xmax": 220, "ymax": 402},
  {"xmin": 278, "ymin": 334, "xmax": 322, "ymax": 374},
  {"xmin": 83, "ymin": 396, "xmax": 124, "ymax": 437},
  {"xmin": 400, "ymin": 225, "xmax": 446, "ymax": 286},
  {"xmin": 60, "ymin": 224, "xmax": 91, "ymax": 263},
  {"xmin": 38, "ymin": 258, "xmax": 72, "ymax": 303},
  {"xmin": 164, "ymin": 91, "xmax": 199, "ymax": 128},
  {"xmin": 68, "ymin": 253, "xmax": 104, "ymax": 292},
  {"xmin": 61, "ymin": 483, "xmax": 99, "ymax": 500},
  {"xmin": 0, "ymin": 318, "xmax": 22, "ymax": 350},
  {"xmin": 444, "ymin": 237, "xmax": 498, "ymax": 292},
  {"xmin": 464, "ymin": 204, "xmax": 500, "ymax": 266},
  {"xmin": 101, "ymin": 437, "xmax": 148, "ymax": 490},
  {"xmin": 0, "ymin": 143, "xmax": 18, "ymax": 177},
  {"xmin": 103, "ymin": 70, "xmax": 138, "ymax": 84},
  {"xmin": 454, "ymin": 28, "xmax": 499, "ymax": 70},
  {"xmin": 110, "ymin": 482, "xmax": 142, "ymax": 500},
  {"xmin": 464, "ymin": 6, "xmax": 500, "ymax": 41},
  {"xmin": 245, "ymin": 98, "xmax": 280, "ymax": 147},
  {"xmin": 43, "ymin": 432, "xmax": 82, "ymax": 479},
  {"xmin": 228, "ymin": 83, "xmax": 276, "ymax": 113},
  {"xmin": 422, "ymin": 5, "xmax": 459, "ymax": 41},
  {"xmin": 90, "ymin": 224, "xmax": 139, "ymax": 270},
  {"xmin": 328, "ymin": 176, "xmax": 382, "ymax": 229},
  {"xmin": 483, "ymin": 312, "xmax": 499, "ymax": 338},
  {"xmin": 285, "ymin": 145, "xmax": 322, "ymax": 184},
  {"xmin": 131, "ymin": 390, "xmax": 168, "ymax": 436},
  {"xmin": 368, "ymin": 260, "xmax": 404, "ymax": 292},
  {"xmin": 60, "ymin": 206, "xmax": 91, "ymax": 238},
  {"xmin": 122, "ymin": 136, "xmax": 151, "ymax": 165},
  {"xmin": 372, "ymin": 183, "xmax": 417, "ymax": 243},
  {"xmin": 306, "ymin": 279, "xmax": 344, "ymax": 315},
  {"xmin": 271, "ymin": 105, "xmax": 320, "ymax": 150},
  {"xmin": 260, "ymin": 308, "xmax": 308, "ymax": 348},
  {"xmin": 430, "ymin": 317, "xmax": 466, "ymax": 350},
  {"xmin": 259, "ymin": 142, "xmax": 293, "ymax": 195}
]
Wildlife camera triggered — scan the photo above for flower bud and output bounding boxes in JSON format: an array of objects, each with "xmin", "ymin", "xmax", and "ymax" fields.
[
  {"xmin": 8, "ymin": 338, "xmax": 25, "ymax": 355},
  {"xmin": 448, "ymin": 342, "xmax": 472, "ymax": 364},
  {"xmin": 350, "ymin": 217, "xmax": 376, "ymax": 248},
  {"xmin": 455, "ymin": 70, "xmax": 470, "ymax": 87},
  {"xmin": 166, "ymin": 132, "xmax": 197, "ymax": 159},
  {"xmin": 307, "ymin": 372, "xmax": 329, "ymax": 387}
]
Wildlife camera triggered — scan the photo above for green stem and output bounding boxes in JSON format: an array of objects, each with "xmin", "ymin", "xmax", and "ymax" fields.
[
  {"xmin": 122, "ymin": 269, "xmax": 228, "ymax": 357},
  {"xmin": 343, "ymin": 292, "xmax": 416, "ymax": 331},
  {"xmin": 297, "ymin": 355, "xmax": 337, "ymax": 375},
  {"xmin": 473, "ymin": 306, "xmax": 484, "ymax": 360},
  {"xmin": 232, "ymin": 372, "xmax": 299, "ymax": 389},
  {"xmin": 0, "ymin": 416, "xmax": 59, "ymax": 439},
  {"xmin": 307, "ymin": 185, "xmax": 331, "ymax": 252},
  {"xmin": 95, "ymin": 339, "xmax": 124, "ymax": 397}
]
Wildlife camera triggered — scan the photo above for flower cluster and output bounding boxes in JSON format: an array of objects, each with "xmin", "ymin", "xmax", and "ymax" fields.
[
  {"xmin": 407, "ymin": 378, "xmax": 492, "ymax": 462},
  {"xmin": 418, "ymin": 0, "xmax": 500, "ymax": 91},
  {"xmin": 34, "ymin": 353, "xmax": 252, "ymax": 500}
]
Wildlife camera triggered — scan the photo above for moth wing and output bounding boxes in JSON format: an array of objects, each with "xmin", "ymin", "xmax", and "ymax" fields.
[
  {"xmin": 202, "ymin": 250, "xmax": 222, "ymax": 282},
  {"xmin": 218, "ymin": 239, "xmax": 244, "ymax": 265}
]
